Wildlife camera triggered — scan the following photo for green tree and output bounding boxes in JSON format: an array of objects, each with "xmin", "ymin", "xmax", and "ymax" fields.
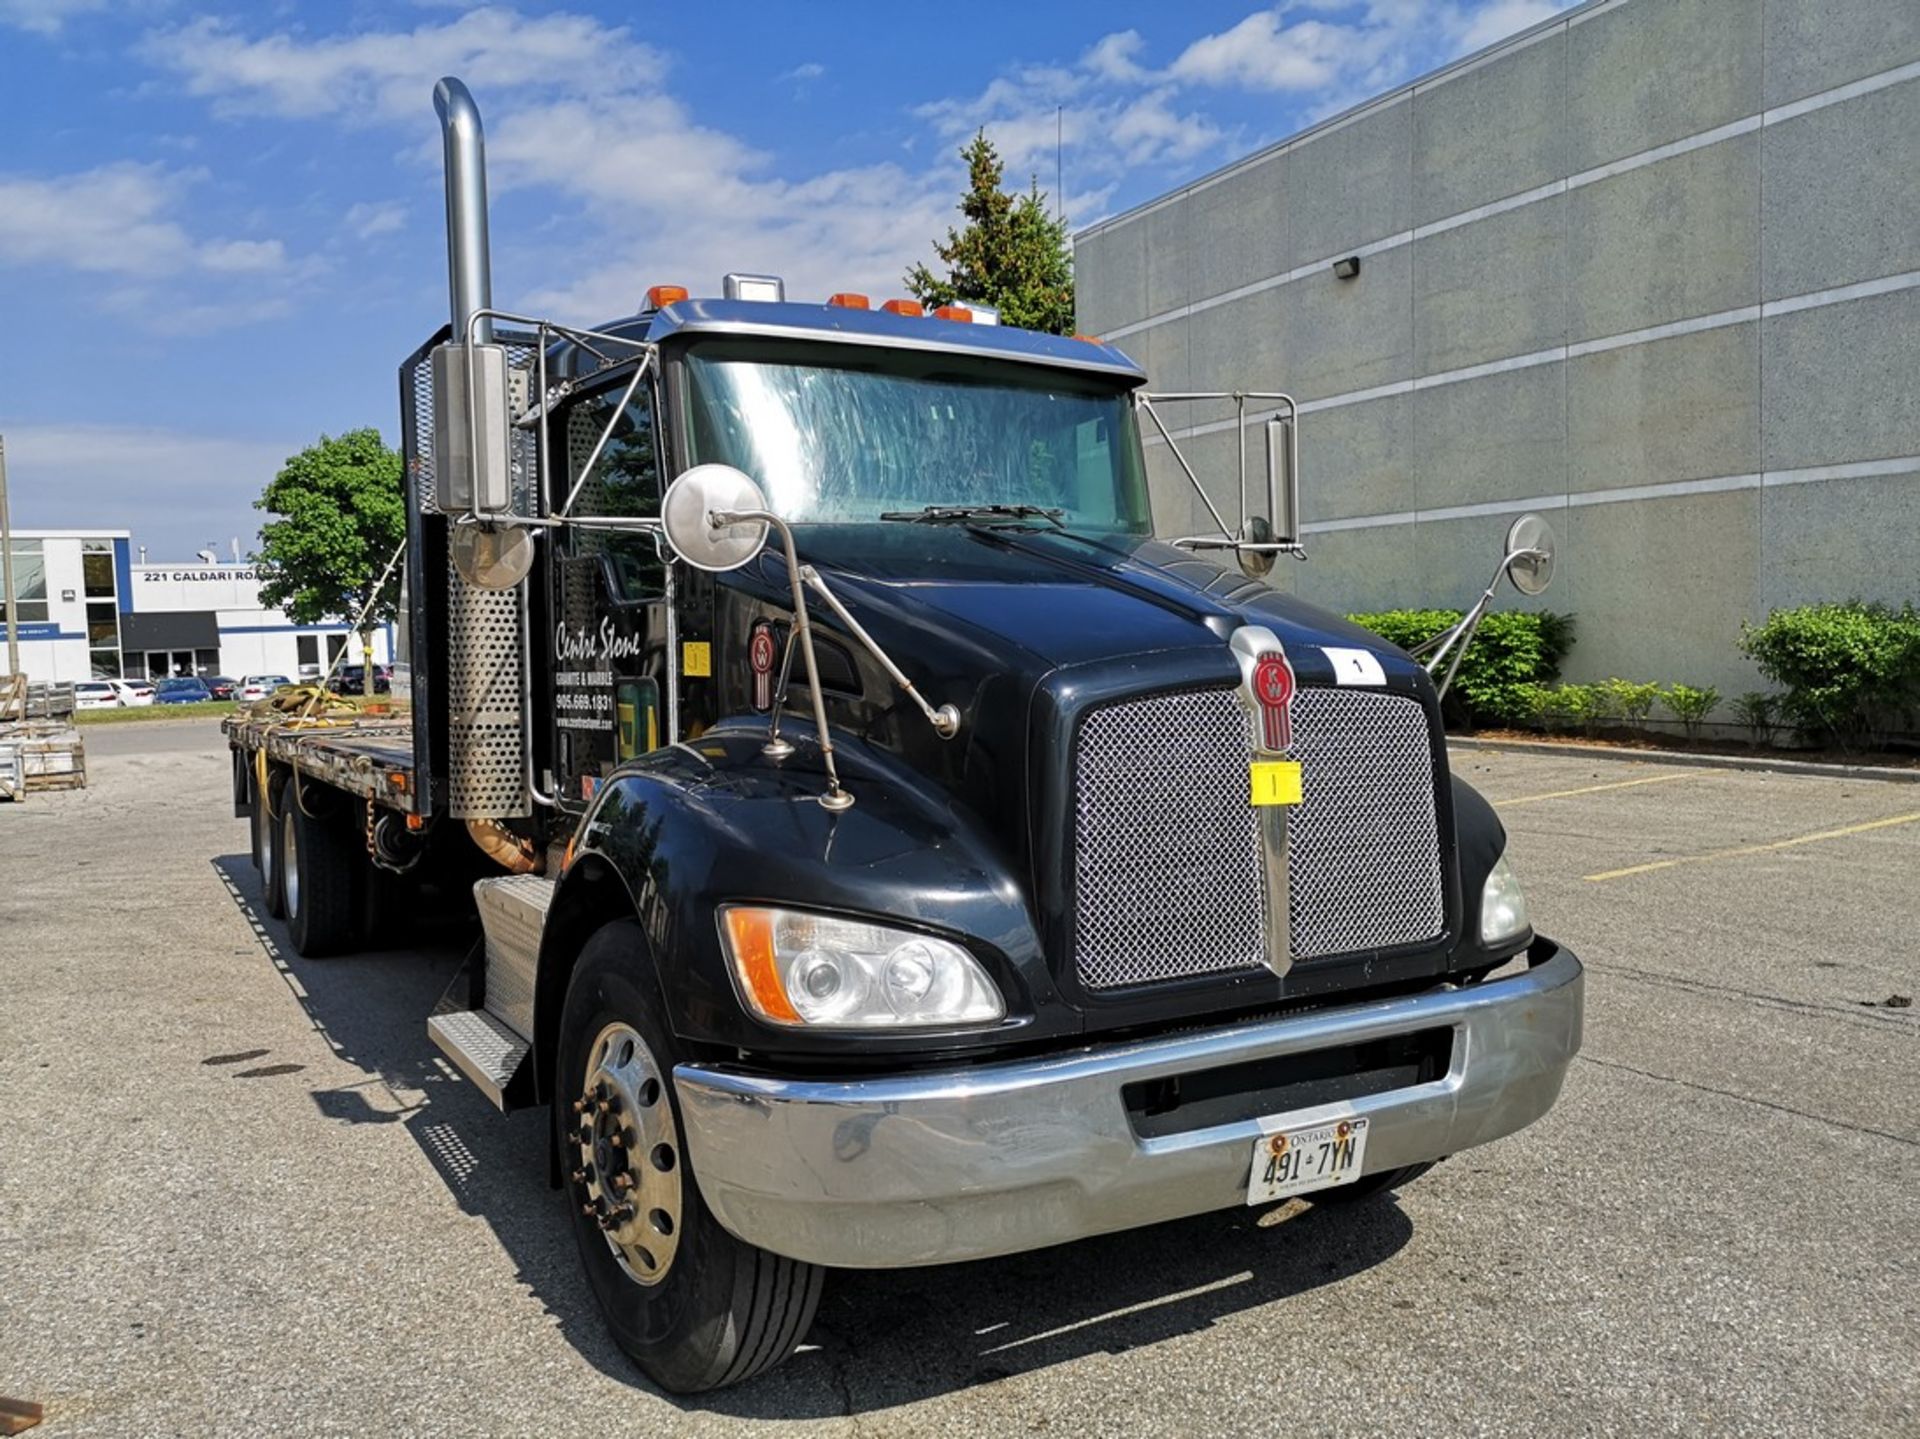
[
  {"xmin": 906, "ymin": 130, "xmax": 1075, "ymax": 335},
  {"xmin": 252, "ymin": 429, "xmax": 405, "ymax": 687}
]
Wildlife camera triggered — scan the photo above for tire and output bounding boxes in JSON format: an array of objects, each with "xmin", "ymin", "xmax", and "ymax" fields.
[
  {"xmin": 262, "ymin": 769, "xmax": 290, "ymax": 920},
  {"xmin": 557, "ymin": 921, "xmax": 824, "ymax": 1394},
  {"xmin": 283, "ymin": 781, "xmax": 360, "ymax": 958},
  {"xmin": 1310, "ymin": 1160, "xmax": 1439, "ymax": 1205}
]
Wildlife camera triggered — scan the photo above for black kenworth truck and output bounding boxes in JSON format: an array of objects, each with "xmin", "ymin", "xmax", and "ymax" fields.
[{"xmin": 227, "ymin": 78, "xmax": 1583, "ymax": 1393}]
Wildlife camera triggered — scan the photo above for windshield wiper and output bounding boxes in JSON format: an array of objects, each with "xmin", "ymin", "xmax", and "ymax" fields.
[{"xmin": 878, "ymin": 504, "xmax": 1064, "ymax": 527}]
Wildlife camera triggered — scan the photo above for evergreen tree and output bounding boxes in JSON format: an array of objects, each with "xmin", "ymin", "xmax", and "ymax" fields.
[{"xmin": 906, "ymin": 131, "xmax": 1075, "ymax": 335}]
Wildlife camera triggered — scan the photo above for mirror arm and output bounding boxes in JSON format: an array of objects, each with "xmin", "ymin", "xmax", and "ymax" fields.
[
  {"xmin": 1136, "ymin": 394, "xmax": 1235, "ymax": 541},
  {"xmin": 1412, "ymin": 543, "xmax": 1549, "ymax": 700},
  {"xmin": 799, "ymin": 566, "xmax": 960, "ymax": 740},
  {"xmin": 711, "ymin": 508, "xmax": 854, "ymax": 811},
  {"xmin": 555, "ymin": 349, "xmax": 655, "ymax": 520}
]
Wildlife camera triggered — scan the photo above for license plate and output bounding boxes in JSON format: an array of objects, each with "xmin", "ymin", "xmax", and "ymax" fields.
[{"xmin": 1246, "ymin": 1114, "xmax": 1370, "ymax": 1203}]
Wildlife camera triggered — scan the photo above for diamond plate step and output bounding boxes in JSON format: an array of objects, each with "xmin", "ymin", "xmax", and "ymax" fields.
[{"xmin": 428, "ymin": 1006, "xmax": 531, "ymax": 1111}]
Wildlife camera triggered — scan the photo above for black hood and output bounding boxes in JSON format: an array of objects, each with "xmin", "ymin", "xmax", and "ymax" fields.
[{"xmin": 754, "ymin": 522, "xmax": 1411, "ymax": 690}]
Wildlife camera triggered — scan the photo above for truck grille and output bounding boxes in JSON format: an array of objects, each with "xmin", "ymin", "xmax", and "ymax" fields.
[{"xmin": 1070, "ymin": 686, "xmax": 1445, "ymax": 991}]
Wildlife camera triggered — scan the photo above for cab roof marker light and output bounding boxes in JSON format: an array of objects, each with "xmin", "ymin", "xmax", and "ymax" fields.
[
  {"xmin": 880, "ymin": 298, "xmax": 924, "ymax": 317},
  {"xmin": 646, "ymin": 284, "xmax": 690, "ymax": 310},
  {"xmin": 827, "ymin": 292, "xmax": 871, "ymax": 309},
  {"xmin": 723, "ymin": 273, "xmax": 785, "ymax": 303},
  {"xmin": 933, "ymin": 305, "xmax": 973, "ymax": 323}
]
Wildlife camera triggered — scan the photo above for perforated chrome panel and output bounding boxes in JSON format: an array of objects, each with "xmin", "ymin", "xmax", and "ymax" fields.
[
  {"xmin": 1071, "ymin": 685, "xmax": 1444, "ymax": 991},
  {"xmin": 405, "ymin": 334, "xmax": 538, "ymax": 819}
]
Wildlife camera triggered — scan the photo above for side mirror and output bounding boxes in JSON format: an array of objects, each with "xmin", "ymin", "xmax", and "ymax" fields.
[
  {"xmin": 1503, "ymin": 512, "xmax": 1556, "ymax": 595},
  {"xmin": 660, "ymin": 465, "xmax": 771, "ymax": 572},
  {"xmin": 1264, "ymin": 416, "xmax": 1299, "ymax": 550},
  {"xmin": 432, "ymin": 341, "xmax": 513, "ymax": 514}
]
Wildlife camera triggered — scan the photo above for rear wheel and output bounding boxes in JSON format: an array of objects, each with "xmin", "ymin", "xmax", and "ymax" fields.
[
  {"xmin": 282, "ymin": 783, "xmax": 359, "ymax": 958},
  {"xmin": 557, "ymin": 921, "xmax": 824, "ymax": 1393}
]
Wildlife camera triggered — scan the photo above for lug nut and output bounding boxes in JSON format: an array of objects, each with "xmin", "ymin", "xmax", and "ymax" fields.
[
  {"xmin": 609, "ymin": 1132, "xmax": 625, "ymax": 1149},
  {"xmin": 612, "ymin": 1173, "xmax": 634, "ymax": 1193}
]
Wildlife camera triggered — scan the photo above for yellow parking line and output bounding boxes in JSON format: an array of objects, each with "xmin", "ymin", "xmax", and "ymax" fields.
[
  {"xmin": 1586, "ymin": 810, "xmax": 1920, "ymax": 882},
  {"xmin": 1502, "ymin": 772, "xmax": 1702, "ymax": 806}
]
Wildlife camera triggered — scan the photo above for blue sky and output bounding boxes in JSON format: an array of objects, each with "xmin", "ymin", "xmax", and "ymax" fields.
[{"xmin": 1, "ymin": 0, "xmax": 1571, "ymax": 561}]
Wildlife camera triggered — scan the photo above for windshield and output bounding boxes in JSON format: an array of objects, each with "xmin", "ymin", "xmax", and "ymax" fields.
[{"xmin": 682, "ymin": 344, "xmax": 1151, "ymax": 530}]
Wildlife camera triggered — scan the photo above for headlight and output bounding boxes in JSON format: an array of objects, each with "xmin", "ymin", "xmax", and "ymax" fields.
[
  {"xmin": 1479, "ymin": 854, "xmax": 1532, "ymax": 946},
  {"xmin": 720, "ymin": 906, "xmax": 1006, "ymax": 1030}
]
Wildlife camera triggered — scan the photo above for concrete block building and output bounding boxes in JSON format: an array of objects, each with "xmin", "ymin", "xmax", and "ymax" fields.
[{"xmin": 1075, "ymin": 0, "xmax": 1920, "ymax": 694}]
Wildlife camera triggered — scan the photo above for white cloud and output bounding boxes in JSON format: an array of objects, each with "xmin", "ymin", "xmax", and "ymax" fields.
[
  {"xmin": 3, "ymin": 424, "xmax": 302, "ymax": 559},
  {"xmin": 1083, "ymin": 31, "xmax": 1147, "ymax": 84},
  {"xmin": 1459, "ymin": 0, "xmax": 1565, "ymax": 52},
  {"xmin": 780, "ymin": 61, "xmax": 826, "ymax": 83},
  {"xmin": 0, "ymin": 0, "xmax": 106, "ymax": 34},
  {"xmin": 199, "ymin": 238, "xmax": 287, "ymax": 273},
  {"xmin": 140, "ymin": 6, "xmax": 664, "ymax": 121},
  {"xmin": 0, "ymin": 162, "xmax": 290, "ymax": 279},
  {"xmin": 1168, "ymin": 12, "xmax": 1391, "ymax": 92},
  {"xmin": 344, "ymin": 200, "xmax": 408, "ymax": 238}
]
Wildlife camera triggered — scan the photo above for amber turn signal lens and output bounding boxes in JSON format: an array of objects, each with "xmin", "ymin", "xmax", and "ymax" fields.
[
  {"xmin": 647, "ymin": 284, "xmax": 690, "ymax": 308},
  {"xmin": 723, "ymin": 908, "xmax": 802, "ymax": 1024},
  {"xmin": 880, "ymin": 298, "xmax": 924, "ymax": 317},
  {"xmin": 827, "ymin": 292, "xmax": 870, "ymax": 309},
  {"xmin": 933, "ymin": 305, "xmax": 972, "ymax": 322}
]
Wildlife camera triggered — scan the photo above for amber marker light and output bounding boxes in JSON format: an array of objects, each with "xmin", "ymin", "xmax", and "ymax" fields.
[
  {"xmin": 646, "ymin": 284, "xmax": 690, "ymax": 308},
  {"xmin": 933, "ymin": 305, "xmax": 973, "ymax": 322},
  {"xmin": 723, "ymin": 907, "xmax": 802, "ymax": 1024},
  {"xmin": 880, "ymin": 298, "xmax": 924, "ymax": 317},
  {"xmin": 827, "ymin": 292, "xmax": 871, "ymax": 309}
]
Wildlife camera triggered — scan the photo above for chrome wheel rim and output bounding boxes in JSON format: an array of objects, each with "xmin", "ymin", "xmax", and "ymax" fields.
[
  {"xmin": 281, "ymin": 807, "xmax": 300, "ymax": 917},
  {"xmin": 571, "ymin": 1021, "xmax": 682, "ymax": 1286}
]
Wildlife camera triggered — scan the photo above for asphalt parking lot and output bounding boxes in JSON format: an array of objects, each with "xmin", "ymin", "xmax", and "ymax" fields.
[{"xmin": 3, "ymin": 721, "xmax": 1916, "ymax": 1437}]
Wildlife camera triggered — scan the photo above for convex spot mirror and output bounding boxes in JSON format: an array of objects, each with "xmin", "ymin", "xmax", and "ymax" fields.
[
  {"xmin": 1237, "ymin": 516, "xmax": 1275, "ymax": 578},
  {"xmin": 451, "ymin": 521, "xmax": 536, "ymax": 590},
  {"xmin": 661, "ymin": 465, "xmax": 771, "ymax": 573},
  {"xmin": 1503, "ymin": 512, "xmax": 1556, "ymax": 596}
]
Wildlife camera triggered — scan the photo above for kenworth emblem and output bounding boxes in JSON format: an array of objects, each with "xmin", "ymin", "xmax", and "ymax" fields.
[
  {"xmin": 1252, "ymin": 649, "xmax": 1296, "ymax": 752},
  {"xmin": 749, "ymin": 621, "xmax": 777, "ymax": 711}
]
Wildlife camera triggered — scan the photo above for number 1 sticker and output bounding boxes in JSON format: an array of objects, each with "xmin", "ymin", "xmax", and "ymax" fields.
[{"xmin": 1322, "ymin": 646, "xmax": 1386, "ymax": 686}]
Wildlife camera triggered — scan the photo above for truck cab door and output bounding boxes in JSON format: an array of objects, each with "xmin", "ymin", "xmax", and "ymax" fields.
[{"xmin": 547, "ymin": 376, "xmax": 669, "ymax": 812}]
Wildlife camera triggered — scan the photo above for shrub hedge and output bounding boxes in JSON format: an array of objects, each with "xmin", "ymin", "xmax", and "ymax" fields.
[
  {"xmin": 1739, "ymin": 601, "xmax": 1920, "ymax": 748},
  {"xmin": 1347, "ymin": 609, "xmax": 1574, "ymax": 727}
]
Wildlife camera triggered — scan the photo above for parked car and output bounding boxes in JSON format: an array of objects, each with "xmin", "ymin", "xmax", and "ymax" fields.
[
  {"xmin": 336, "ymin": 664, "xmax": 392, "ymax": 695},
  {"xmin": 154, "ymin": 677, "xmax": 213, "ymax": 705},
  {"xmin": 73, "ymin": 681, "xmax": 121, "ymax": 710},
  {"xmin": 107, "ymin": 680, "xmax": 156, "ymax": 707},
  {"xmin": 235, "ymin": 675, "xmax": 293, "ymax": 703},
  {"xmin": 205, "ymin": 675, "xmax": 240, "ymax": 700}
]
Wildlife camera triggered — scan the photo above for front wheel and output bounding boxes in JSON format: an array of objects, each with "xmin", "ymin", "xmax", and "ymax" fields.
[{"xmin": 557, "ymin": 921, "xmax": 824, "ymax": 1393}]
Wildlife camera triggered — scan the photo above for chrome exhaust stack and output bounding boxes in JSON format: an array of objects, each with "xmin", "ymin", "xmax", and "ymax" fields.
[
  {"xmin": 428, "ymin": 76, "xmax": 532, "ymax": 824},
  {"xmin": 434, "ymin": 77, "xmax": 494, "ymax": 347}
]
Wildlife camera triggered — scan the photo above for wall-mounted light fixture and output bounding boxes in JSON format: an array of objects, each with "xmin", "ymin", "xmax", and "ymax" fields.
[{"xmin": 1332, "ymin": 255, "xmax": 1361, "ymax": 280}]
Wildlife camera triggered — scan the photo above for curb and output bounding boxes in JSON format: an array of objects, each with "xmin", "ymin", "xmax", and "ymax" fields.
[{"xmin": 1447, "ymin": 735, "xmax": 1920, "ymax": 785}]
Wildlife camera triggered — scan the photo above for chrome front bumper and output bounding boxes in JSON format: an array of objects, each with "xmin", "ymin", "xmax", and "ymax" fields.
[{"xmin": 673, "ymin": 941, "xmax": 1583, "ymax": 1268}]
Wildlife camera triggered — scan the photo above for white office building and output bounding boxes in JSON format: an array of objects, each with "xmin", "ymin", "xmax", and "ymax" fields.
[{"xmin": 4, "ymin": 531, "xmax": 391, "ymax": 683}]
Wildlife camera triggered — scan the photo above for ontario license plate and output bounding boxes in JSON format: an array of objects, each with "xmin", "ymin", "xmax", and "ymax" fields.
[{"xmin": 1246, "ymin": 1114, "xmax": 1370, "ymax": 1203}]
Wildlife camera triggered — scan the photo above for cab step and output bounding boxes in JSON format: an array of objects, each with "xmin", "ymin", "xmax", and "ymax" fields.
[{"xmin": 426, "ymin": 872, "xmax": 555, "ymax": 1112}]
